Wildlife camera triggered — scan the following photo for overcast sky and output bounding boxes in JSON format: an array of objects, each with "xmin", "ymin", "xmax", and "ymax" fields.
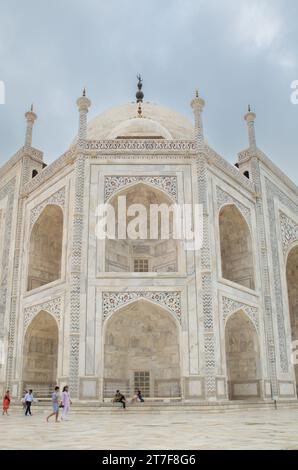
[{"xmin": 0, "ymin": 0, "xmax": 297, "ymax": 182}]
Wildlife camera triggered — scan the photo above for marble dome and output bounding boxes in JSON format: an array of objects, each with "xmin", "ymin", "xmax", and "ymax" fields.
[
  {"xmin": 84, "ymin": 102, "xmax": 194, "ymax": 140},
  {"xmin": 107, "ymin": 117, "xmax": 172, "ymax": 139}
]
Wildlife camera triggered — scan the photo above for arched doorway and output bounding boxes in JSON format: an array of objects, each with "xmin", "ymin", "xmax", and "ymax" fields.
[
  {"xmin": 105, "ymin": 183, "xmax": 179, "ymax": 273},
  {"xmin": 27, "ymin": 204, "xmax": 63, "ymax": 291},
  {"xmin": 103, "ymin": 300, "xmax": 180, "ymax": 398},
  {"xmin": 23, "ymin": 311, "xmax": 58, "ymax": 396},
  {"xmin": 225, "ymin": 310, "xmax": 261, "ymax": 399},
  {"xmin": 219, "ymin": 204, "xmax": 255, "ymax": 290},
  {"xmin": 286, "ymin": 245, "xmax": 298, "ymax": 392}
]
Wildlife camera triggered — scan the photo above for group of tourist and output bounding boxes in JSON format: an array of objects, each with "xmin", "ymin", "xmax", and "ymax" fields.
[
  {"xmin": 112, "ymin": 389, "xmax": 145, "ymax": 408},
  {"xmin": 2, "ymin": 385, "xmax": 72, "ymax": 422},
  {"xmin": 3, "ymin": 386, "xmax": 143, "ymax": 417},
  {"xmin": 46, "ymin": 385, "xmax": 72, "ymax": 422}
]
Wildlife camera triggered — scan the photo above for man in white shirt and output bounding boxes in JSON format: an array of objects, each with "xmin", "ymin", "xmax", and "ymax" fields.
[{"xmin": 24, "ymin": 389, "xmax": 34, "ymax": 416}]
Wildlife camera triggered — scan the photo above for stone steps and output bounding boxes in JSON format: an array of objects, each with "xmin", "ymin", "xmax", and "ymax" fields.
[{"xmin": 13, "ymin": 399, "xmax": 298, "ymax": 413}]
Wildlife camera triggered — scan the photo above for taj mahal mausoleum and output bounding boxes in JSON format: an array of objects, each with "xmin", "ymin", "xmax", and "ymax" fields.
[{"xmin": 0, "ymin": 78, "xmax": 297, "ymax": 405}]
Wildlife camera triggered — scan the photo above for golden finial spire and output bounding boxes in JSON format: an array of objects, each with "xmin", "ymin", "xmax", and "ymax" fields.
[{"xmin": 136, "ymin": 74, "xmax": 144, "ymax": 103}]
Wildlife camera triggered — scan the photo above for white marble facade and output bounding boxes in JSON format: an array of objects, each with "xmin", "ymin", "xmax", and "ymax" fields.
[{"xmin": 0, "ymin": 85, "xmax": 297, "ymax": 403}]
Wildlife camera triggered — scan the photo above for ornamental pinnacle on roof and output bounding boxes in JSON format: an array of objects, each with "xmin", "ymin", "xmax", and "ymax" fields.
[
  {"xmin": 244, "ymin": 104, "xmax": 257, "ymax": 152},
  {"xmin": 136, "ymin": 74, "xmax": 144, "ymax": 103},
  {"xmin": 136, "ymin": 75, "xmax": 144, "ymax": 118},
  {"xmin": 76, "ymin": 88, "xmax": 91, "ymax": 140},
  {"xmin": 24, "ymin": 104, "xmax": 37, "ymax": 147},
  {"xmin": 191, "ymin": 89, "xmax": 205, "ymax": 151}
]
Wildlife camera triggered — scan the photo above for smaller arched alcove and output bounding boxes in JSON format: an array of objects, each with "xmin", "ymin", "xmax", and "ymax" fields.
[
  {"xmin": 219, "ymin": 204, "xmax": 255, "ymax": 290},
  {"xmin": 22, "ymin": 311, "xmax": 58, "ymax": 394},
  {"xmin": 225, "ymin": 310, "xmax": 261, "ymax": 400},
  {"xmin": 27, "ymin": 204, "xmax": 63, "ymax": 291},
  {"xmin": 286, "ymin": 245, "xmax": 298, "ymax": 393}
]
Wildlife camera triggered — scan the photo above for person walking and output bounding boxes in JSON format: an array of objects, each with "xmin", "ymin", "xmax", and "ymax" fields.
[
  {"xmin": 2, "ymin": 390, "xmax": 11, "ymax": 415},
  {"xmin": 46, "ymin": 386, "xmax": 60, "ymax": 423},
  {"xmin": 24, "ymin": 389, "xmax": 34, "ymax": 416},
  {"xmin": 61, "ymin": 385, "xmax": 72, "ymax": 421}
]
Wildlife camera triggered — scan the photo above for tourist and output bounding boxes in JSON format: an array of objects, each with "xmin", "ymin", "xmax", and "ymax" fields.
[
  {"xmin": 61, "ymin": 385, "xmax": 72, "ymax": 421},
  {"xmin": 131, "ymin": 389, "xmax": 145, "ymax": 404},
  {"xmin": 46, "ymin": 386, "xmax": 60, "ymax": 423},
  {"xmin": 113, "ymin": 390, "xmax": 126, "ymax": 409},
  {"xmin": 137, "ymin": 389, "xmax": 145, "ymax": 402},
  {"xmin": 24, "ymin": 389, "xmax": 34, "ymax": 416},
  {"xmin": 2, "ymin": 390, "xmax": 11, "ymax": 415}
]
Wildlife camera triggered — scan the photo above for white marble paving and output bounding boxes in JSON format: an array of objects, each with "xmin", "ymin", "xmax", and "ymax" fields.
[{"xmin": 1, "ymin": 407, "xmax": 298, "ymax": 450}]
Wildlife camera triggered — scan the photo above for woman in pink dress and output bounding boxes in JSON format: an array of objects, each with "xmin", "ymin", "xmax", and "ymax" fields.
[
  {"xmin": 61, "ymin": 385, "xmax": 72, "ymax": 421},
  {"xmin": 2, "ymin": 390, "xmax": 10, "ymax": 415}
]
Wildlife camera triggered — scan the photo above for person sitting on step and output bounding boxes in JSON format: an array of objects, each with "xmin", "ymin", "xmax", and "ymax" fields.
[
  {"xmin": 113, "ymin": 390, "xmax": 126, "ymax": 409},
  {"xmin": 131, "ymin": 389, "xmax": 145, "ymax": 404}
]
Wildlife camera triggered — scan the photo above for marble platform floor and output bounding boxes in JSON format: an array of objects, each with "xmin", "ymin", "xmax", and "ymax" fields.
[{"xmin": 1, "ymin": 406, "xmax": 298, "ymax": 450}]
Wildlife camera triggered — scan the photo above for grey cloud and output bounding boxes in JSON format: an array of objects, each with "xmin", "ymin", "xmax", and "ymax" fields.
[{"xmin": 0, "ymin": 0, "xmax": 297, "ymax": 181}]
